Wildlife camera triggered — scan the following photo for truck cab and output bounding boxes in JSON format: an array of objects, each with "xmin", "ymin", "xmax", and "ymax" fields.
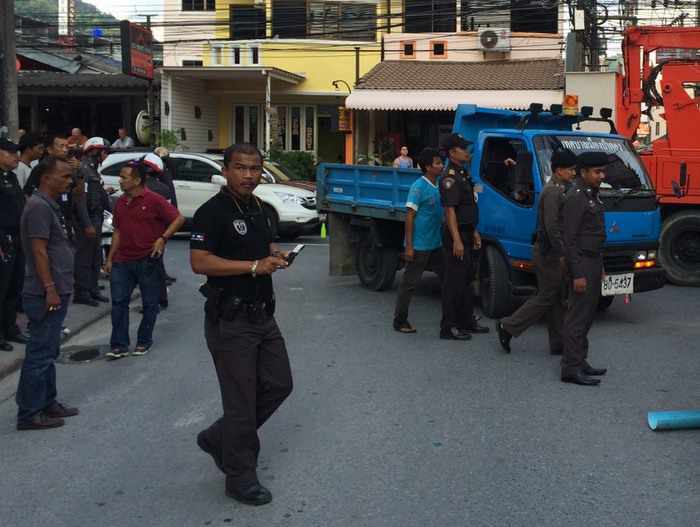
[{"xmin": 457, "ymin": 105, "xmax": 665, "ymax": 317}]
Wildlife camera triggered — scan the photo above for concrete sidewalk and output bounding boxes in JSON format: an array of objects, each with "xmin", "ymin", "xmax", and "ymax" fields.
[{"xmin": 0, "ymin": 278, "xmax": 133, "ymax": 381}]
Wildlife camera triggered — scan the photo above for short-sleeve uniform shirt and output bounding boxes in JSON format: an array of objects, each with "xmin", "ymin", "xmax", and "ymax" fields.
[
  {"xmin": 190, "ymin": 189, "xmax": 274, "ymax": 302},
  {"xmin": 439, "ymin": 161, "xmax": 479, "ymax": 227},
  {"xmin": 406, "ymin": 176, "xmax": 443, "ymax": 251}
]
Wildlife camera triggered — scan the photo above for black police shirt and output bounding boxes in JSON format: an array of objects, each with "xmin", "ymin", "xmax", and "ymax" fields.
[
  {"xmin": 0, "ymin": 170, "xmax": 25, "ymax": 234},
  {"xmin": 190, "ymin": 188, "xmax": 274, "ymax": 302},
  {"xmin": 439, "ymin": 161, "xmax": 478, "ymax": 227}
]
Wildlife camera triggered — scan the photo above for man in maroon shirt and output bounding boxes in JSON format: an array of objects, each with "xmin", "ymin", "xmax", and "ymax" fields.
[{"xmin": 104, "ymin": 160, "xmax": 184, "ymax": 359}]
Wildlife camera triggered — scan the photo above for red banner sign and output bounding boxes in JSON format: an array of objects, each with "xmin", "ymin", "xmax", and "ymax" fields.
[{"xmin": 120, "ymin": 21, "xmax": 154, "ymax": 80}]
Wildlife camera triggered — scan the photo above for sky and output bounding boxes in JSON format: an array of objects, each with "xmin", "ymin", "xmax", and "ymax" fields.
[{"xmin": 85, "ymin": 0, "xmax": 162, "ymax": 21}]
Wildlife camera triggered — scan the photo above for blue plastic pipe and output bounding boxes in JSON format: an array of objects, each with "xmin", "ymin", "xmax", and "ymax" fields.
[{"xmin": 647, "ymin": 410, "xmax": 700, "ymax": 431}]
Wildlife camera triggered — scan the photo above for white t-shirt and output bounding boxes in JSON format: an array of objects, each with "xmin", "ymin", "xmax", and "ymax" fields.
[
  {"xmin": 15, "ymin": 161, "xmax": 32, "ymax": 188},
  {"xmin": 112, "ymin": 136, "xmax": 135, "ymax": 149}
]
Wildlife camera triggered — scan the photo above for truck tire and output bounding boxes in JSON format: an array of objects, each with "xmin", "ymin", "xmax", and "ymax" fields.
[
  {"xmin": 355, "ymin": 237, "xmax": 398, "ymax": 291},
  {"xmin": 479, "ymin": 246, "xmax": 513, "ymax": 319},
  {"xmin": 597, "ymin": 295, "xmax": 614, "ymax": 311},
  {"xmin": 660, "ymin": 210, "xmax": 700, "ymax": 286}
]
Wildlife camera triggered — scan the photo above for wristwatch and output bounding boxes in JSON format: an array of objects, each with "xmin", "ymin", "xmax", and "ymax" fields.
[{"xmin": 251, "ymin": 260, "xmax": 258, "ymax": 278}]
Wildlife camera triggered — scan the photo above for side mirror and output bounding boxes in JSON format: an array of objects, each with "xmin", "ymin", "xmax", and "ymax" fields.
[
  {"xmin": 680, "ymin": 161, "xmax": 687, "ymax": 188},
  {"xmin": 672, "ymin": 181, "xmax": 682, "ymax": 198},
  {"xmin": 211, "ymin": 174, "xmax": 226, "ymax": 186},
  {"xmin": 673, "ymin": 162, "xmax": 688, "ymax": 198}
]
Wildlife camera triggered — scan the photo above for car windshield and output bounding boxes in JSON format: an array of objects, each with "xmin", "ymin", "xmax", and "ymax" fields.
[
  {"xmin": 534, "ymin": 135, "xmax": 654, "ymax": 192},
  {"xmin": 264, "ymin": 162, "xmax": 291, "ymax": 182}
]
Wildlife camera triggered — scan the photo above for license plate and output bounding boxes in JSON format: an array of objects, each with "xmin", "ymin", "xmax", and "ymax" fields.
[{"xmin": 601, "ymin": 273, "xmax": 634, "ymax": 296}]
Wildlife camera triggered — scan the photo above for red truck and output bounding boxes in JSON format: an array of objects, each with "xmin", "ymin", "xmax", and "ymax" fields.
[{"xmin": 617, "ymin": 25, "xmax": 700, "ymax": 286}]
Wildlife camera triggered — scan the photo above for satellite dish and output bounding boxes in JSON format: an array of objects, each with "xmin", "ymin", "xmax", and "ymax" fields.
[
  {"xmin": 480, "ymin": 30, "xmax": 499, "ymax": 49},
  {"xmin": 135, "ymin": 110, "xmax": 151, "ymax": 145}
]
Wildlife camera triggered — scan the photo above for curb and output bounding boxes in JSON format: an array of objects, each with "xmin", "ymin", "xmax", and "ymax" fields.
[{"xmin": 0, "ymin": 291, "xmax": 142, "ymax": 383}]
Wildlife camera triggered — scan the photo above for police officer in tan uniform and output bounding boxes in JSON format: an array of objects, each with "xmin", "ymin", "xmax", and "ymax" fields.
[
  {"xmin": 497, "ymin": 148, "xmax": 577, "ymax": 354},
  {"xmin": 439, "ymin": 134, "xmax": 489, "ymax": 340},
  {"xmin": 560, "ymin": 151, "xmax": 609, "ymax": 386}
]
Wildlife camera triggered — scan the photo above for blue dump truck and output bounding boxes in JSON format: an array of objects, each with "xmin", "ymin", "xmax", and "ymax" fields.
[{"xmin": 317, "ymin": 104, "xmax": 666, "ymax": 318}]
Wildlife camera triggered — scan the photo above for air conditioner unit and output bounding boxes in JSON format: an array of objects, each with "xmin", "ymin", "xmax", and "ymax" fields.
[{"xmin": 478, "ymin": 28, "xmax": 511, "ymax": 52}]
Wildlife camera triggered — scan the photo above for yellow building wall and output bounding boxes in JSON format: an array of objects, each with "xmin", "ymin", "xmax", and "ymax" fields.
[{"xmin": 377, "ymin": 0, "xmax": 405, "ymax": 39}]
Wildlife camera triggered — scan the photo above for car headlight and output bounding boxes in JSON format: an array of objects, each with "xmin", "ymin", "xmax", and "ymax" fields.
[
  {"xmin": 635, "ymin": 251, "xmax": 648, "ymax": 261},
  {"xmin": 647, "ymin": 250, "xmax": 657, "ymax": 260},
  {"xmin": 273, "ymin": 192, "xmax": 304, "ymax": 205}
]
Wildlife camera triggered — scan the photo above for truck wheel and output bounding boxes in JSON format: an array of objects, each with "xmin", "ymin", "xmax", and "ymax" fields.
[
  {"xmin": 355, "ymin": 237, "xmax": 398, "ymax": 291},
  {"xmin": 597, "ymin": 295, "xmax": 614, "ymax": 311},
  {"xmin": 660, "ymin": 211, "xmax": 700, "ymax": 286},
  {"xmin": 479, "ymin": 246, "xmax": 512, "ymax": 319}
]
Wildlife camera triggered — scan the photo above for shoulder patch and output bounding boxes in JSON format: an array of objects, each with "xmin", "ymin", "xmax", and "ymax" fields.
[{"xmin": 442, "ymin": 177, "xmax": 455, "ymax": 190}]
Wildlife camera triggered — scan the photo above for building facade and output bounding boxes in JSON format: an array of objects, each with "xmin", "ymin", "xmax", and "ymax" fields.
[{"xmin": 161, "ymin": 1, "xmax": 567, "ymax": 161}]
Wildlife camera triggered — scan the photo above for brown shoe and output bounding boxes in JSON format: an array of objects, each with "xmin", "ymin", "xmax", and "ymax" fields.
[
  {"xmin": 44, "ymin": 401, "xmax": 79, "ymax": 418},
  {"xmin": 17, "ymin": 412, "xmax": 65, "ymax": 431}
]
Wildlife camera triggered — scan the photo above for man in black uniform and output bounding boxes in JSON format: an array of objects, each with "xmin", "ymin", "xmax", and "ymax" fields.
[
  {"xmin": 439, "ymin": 133, "xmax": 489, "ymax": 340},
  {"xmin": 497, "ymin": 149, "xmax": 578, "ymax": 354},
  {"xmin": 0, "ymin": 139, "xmax": 28, "ymax": 351},
  {"xmin": 560, "ymin": 151, "xmax": 609, "ymax": 386},
  {"xmin": 190, "ymin": 143, "xmax": 293, "ymax": 506},
  {"xmin": 73, "ymin": 137, "xmax": 111, "ymax": 306}
]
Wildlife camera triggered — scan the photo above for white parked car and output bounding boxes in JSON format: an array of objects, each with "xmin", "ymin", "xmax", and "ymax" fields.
[{"xmin": 99, "ymin": 152, "xmax": 319, "ymax": 238}]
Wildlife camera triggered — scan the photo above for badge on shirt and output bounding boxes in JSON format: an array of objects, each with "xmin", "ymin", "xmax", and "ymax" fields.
[
  {"xmin": 443, "ymin": 177, "xmax": 455, "ymax": 190},
  {"xmin": 233, "ymin": 219, "xmax": 248, "ymax": 236}
]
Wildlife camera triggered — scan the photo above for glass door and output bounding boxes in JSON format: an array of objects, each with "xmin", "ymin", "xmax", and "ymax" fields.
[{"xmin": 232, "ymin": 105, "xmax": 262, "ymax": 146}]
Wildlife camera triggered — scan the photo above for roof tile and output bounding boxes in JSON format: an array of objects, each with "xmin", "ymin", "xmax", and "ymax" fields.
[{"xmin": 356, "ymin": 59, "xmax": 564, "ymax": 91}]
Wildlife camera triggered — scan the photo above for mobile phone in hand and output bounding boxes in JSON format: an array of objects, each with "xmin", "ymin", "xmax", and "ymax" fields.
[{"xmin": 285, "ymin": 244, "xmax": 305, "ymax": 265}]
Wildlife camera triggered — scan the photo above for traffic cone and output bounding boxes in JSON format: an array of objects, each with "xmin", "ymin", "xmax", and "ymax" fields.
[{"xmin": 320, "ymin": 222, "xmax": 327, "ymax": 239}]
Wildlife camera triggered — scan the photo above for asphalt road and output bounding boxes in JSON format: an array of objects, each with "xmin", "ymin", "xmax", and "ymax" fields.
[{"xmin": 1, "ymin": 239, "xmax": 699, "ymax": 527}]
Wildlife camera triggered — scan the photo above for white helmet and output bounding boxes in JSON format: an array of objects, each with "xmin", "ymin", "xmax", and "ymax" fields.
[
  {"xmin": 83, "ymin": 137, "xmax": 110, "ymax": 153},
  {"xmin": 143, "ymin": 152, "xmax": 163, "ymax": 173}
]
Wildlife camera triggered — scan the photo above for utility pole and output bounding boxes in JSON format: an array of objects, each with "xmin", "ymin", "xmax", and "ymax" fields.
[
  {"xmin": 0, "ymin": 0, "xmax": 19, "ymax": 138},
  {"xmin": 587, "ymin": 0, "xmax": 600, "ymax": 71},
  {"xmin": 145, "ymin": 14, "xmax": 157, "ymax": 146}
]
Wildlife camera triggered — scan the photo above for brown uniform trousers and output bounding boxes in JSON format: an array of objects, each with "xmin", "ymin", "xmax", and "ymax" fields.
[
  {"xmin": 501, "ymin": 243, "xmax": 566, "ymax": 353},
  {"xmin": 561, "ymin": 254, "xmax": 603, "ymax": 376}
]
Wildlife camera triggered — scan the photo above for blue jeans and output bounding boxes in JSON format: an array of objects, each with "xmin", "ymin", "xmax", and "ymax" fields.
[
  {"xmin": 109, "ymin": 257, "xmax": 162, "ymax": 350},
  {"xmin": 16, "ymin": 293, "xmax": 70, "ymax": 423}
]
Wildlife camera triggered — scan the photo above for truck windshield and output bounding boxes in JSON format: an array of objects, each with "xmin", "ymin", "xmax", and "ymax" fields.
[{"xmin": 534, "ymin": 135, "xmax": 654, "ymax": 192}]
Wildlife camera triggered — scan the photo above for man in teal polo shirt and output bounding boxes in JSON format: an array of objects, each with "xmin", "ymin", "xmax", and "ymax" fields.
[{"xmin": 393, "ymin": 148, "xmax": 444, "ymax": 333}]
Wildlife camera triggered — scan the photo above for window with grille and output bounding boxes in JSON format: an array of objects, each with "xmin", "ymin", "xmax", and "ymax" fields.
[
  {"xmin": 182, "ymin": 0, "xmax": 215, "ymax": 11},
  {"xmin": 307, "ymin": 2, "xmax": 376, "ymax": 41},
  {"xmin": 229, "ymin": 6, "xmax": 266, "ymax": 40},
  {"xmin": 405, "ymin": 0, "xmax": 456, "ymax": 33},
  {"xmin": 272, "ymin": 0, "xmax": 307, "ymax": 39}
]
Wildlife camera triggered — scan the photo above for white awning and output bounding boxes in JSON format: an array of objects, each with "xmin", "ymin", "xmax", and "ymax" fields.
[{"xmin": 345, "ymin": 89, "xmax": 564, "ymax": 111}]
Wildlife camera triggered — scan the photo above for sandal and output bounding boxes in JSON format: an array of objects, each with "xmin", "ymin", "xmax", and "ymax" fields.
[{"xmin": 393, "ymin": 320, "xmax": 416, "ymax": 333}]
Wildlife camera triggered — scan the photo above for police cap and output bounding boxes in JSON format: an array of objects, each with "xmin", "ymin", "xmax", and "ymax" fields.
[
  {"xmin": 441, "ymin": 133, "xmax": 472, "ymax": 151},
  {"xmin": 0, "ymin": 138, "xmax": 19, "ymax": 153},
  {"xmin": 577, "ymin": 151, "xmax": 610, "ymax": 169},
  {"xmin": 550, "ymin": 148, "xmax": 578, "ymax": 170}
]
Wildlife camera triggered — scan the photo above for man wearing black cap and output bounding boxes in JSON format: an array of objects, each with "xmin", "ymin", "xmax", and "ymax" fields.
[
  {"xmin": 497, "ymin": 148, "xmax": 578, "ymax": 355},
  {"xmin": 0, "ymin": 139, "xmax": 28, "ymax": 351},
  {"xmin": 439, "ymin": 134, "xmax": 489, "ymax": 340},
  {"xmin": 560, "ymin": 151, "xmax": 609, "ymax": 386}
]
